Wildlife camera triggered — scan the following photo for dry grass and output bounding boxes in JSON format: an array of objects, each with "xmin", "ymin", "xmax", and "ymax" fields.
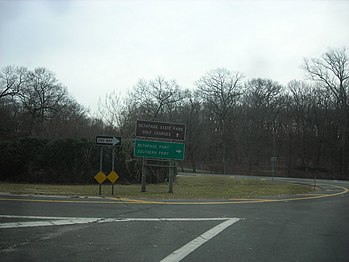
[{"xmin": 0, "ymin": 175, "xmax": 313, "ymax": 199}]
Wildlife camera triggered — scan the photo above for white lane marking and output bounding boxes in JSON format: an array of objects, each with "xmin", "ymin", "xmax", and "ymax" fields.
[
  {"xmin": 160, "ymin": 218, "xmax": 241, "ymax": 262},
  {"xmin": 0, "ymin": 217, "xmax": 101, "ymax": 229},
  {"xmin": 101, "ymin": 217, "xmax": 233, "ymax": 222},
  {"xmin": 0, "ymin": 215, "xmax": 241, "ymax": 229},
  {"xmin": 0, "ymin": 215, "xmax": 102, "ymax": 220}
]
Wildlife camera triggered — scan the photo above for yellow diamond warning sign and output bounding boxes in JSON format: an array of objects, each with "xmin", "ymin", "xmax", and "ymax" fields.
[
  {"xmin": 95, "ymin": 171, "xmax": 107, "ymax": 184},
  {"xmin": 107, "ymin": 171, "xmax": 119, "ymax": 184}
]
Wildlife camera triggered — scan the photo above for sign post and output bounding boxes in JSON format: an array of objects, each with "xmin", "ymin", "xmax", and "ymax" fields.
[
  {"xmin": 94, "ymin": 147, "xmax": 106, "ymax": 195},
  {"xmin": 135, "ymin": 120, "xmax": 186, "ymax": 193},
  {"xmin": 271, "ymin": 156, "xmax": 277, "ymax": 181},
  {"xmin": 168, "ymin": 161, "xmax": 174, "ymax": 193},
  {"xmin": 112, "ymin": 147, "xmax": 115, "ymax": 195},
  {"xmin": 99, "ymin": 147, "xmax": 103, "ymax": 195},
  {"xmin": 107, "ymin": 170, "xmax": 119, "ymax": 195},
  {"xmin": 95, "ymin": 135, "xmax": 121, "ymax": 195},
  {"xmin": 141, "ymin": 158, "xmax": 147, "ymax": 192},
  {"xmin": 95, "ymin": 170, "xmax": 107, "ymax": 195}
]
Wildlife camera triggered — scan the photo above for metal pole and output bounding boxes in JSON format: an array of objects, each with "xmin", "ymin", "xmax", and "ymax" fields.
[
  {"xmin": 99, "ymin": 147, "xmax": 103, "ymax": 171},
  {"xmin": 112, "ymin": 147, "xmax": 115, "ymax": 195},
  {"xmin": 314, "ymin": 176, "xmax": 317, "ymax": 191},
  {"xmin": 169, "ymin": 161, "xmax": 174, "ymax": 193},
  {"xmin": 99, "ymin": 147, "xmax": 103, "ymax": 196},
  {"xmin": 141, "ymin": 158, "xmax": 146, "ymax": 192},
  {"xmin": 272, "ymin": 159, "xmax": 275, "ymax": 182},
  {"xmin": 272, "ymin": 118, "xmax": 276, "ymax": 181},
  {"xmin": 112, "ymin": 147, "xmax": 115, "ymax": 171}
]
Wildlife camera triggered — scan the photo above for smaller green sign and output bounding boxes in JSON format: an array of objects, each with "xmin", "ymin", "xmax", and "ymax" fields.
[{"xmin": 134, "ymin": 140, "xmax": 185, "ymax": 160}]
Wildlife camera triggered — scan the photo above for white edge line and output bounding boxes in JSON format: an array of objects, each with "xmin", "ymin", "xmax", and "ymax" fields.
[
  {"xmin": 160, "ymin": 218, "xmax": 241, "ymax": 262},
  {"xmin": 0, "ymin": 215, "xmax": 102, "ymax": 220},
  {"xmin": 0, "ymin": 218, "xmax": 101, "ymax": 229},
  {"xmin": 99, "ymin": 218, "xmax": 236, "ymax": 222},
  {"xmin": 0, "ymin": 215, "xmax": 234, "ymax": 221},
  {"xmin": 0, "ymin": 216, "xmax": 241, "ymax": 229}
]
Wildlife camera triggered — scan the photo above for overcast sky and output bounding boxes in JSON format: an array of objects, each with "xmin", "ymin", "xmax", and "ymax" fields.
[{"xmin": 1, "ymin": 0, "xmax": 348, "ymax": 112}]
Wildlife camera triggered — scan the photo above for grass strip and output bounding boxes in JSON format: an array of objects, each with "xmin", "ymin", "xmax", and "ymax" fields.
[{"xmin": 0, "ymin": 175, "xmax": 313, "ymax": 200}]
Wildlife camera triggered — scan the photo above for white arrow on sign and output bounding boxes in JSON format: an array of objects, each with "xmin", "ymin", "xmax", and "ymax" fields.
[{"xmin": 111, "ymin": 137, "xmax": 120, "ymax": 145}]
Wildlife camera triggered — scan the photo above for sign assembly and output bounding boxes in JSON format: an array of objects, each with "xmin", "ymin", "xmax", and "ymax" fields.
[{"xmin": 134, "ymin": 120, "xmax": 186, "ymax": 193}]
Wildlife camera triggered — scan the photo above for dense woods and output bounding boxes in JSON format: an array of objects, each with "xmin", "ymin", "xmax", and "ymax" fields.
[{"xmin": 1, "ymin": 47, "xmax": 348, "ymax": 183}]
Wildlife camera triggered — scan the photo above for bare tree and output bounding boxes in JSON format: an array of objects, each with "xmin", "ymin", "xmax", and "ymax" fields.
[
  {"xmin": 302, "ymin": 47, "xmax": 349, "ymax": 176},
  {"xmin": 303, "ymin": 48, "xmax": 349, "ymax": 109},
  {"xmin": 0, "ymin": 65, "xmax": 95, "ymax": 139},
  {"xmin": 196, "ymin": 68, "xmax": 245, "ymax": 174},
  {"xmin": 286, "ymin": 80, "xmax": 318, "ymax": 169},
  {"xmin": 177, "ymin": 91, "xmax": 207, "ymax": 172},
  {"xmin": 129, "ymin": 76, "xmax": 185, "ymax": 121},
  {"xmin": 0, "ymin": 66, "xmax": 27, "ymax": 100},
  {"xmin": 243, "ymin": 78, "xmax": 284, "ymax": 171},
  {"xmin": 19, "ymin": 67, "xmax": 68, "ymax": 137},
  {"xmin": 97, "ymin": 90, "xmax": 123, "ymax": 133},
  {"xmin": 44, "ymin": 97, "xmax": 91, "ymax": 139}
]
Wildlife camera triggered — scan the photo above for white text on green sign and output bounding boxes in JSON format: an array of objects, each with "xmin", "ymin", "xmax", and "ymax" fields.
[{"xmin": 134, "ymin": 140, "xmax": 185, "ymax": 160}]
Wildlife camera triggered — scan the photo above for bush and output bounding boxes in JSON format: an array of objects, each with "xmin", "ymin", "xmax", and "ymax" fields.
[
  {"xmin": 0, "ymin": 138, "xmax": 110, "ymax": 184},
  {"xmin": 34, "ymin": 139, "xmax": 97, "ymax": 183},
  {"xmin": 0, "ymin": 138, "xmax": 47, "ymax": 182},
  {"xmin": 0, "ymin": 137, "xmax": 176, "ymax": 184}
]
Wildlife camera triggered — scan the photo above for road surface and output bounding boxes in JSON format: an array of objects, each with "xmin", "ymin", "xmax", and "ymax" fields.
[{"xmin": 0, "ymin": 177, "xmax": 349, "ymax": 261}]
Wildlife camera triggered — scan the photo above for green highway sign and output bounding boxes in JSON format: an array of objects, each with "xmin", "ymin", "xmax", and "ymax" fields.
[{"xmin": 134, "ymin": 140, "xmax": 185, "ymax": 160}]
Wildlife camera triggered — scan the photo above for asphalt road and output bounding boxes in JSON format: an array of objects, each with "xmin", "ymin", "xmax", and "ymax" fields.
[{"xmin": 1, "ymin": 177, "xmax": 349, "ymax": 262}]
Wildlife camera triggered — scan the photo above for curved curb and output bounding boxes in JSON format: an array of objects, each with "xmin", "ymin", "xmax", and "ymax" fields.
[
  {"xmin": 0, "ymin": 184, "xmax": 347, "ymax": 205},
  {"xmin": 112, "ymin": 184, "xmax": 349, "ymax": 205}
]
